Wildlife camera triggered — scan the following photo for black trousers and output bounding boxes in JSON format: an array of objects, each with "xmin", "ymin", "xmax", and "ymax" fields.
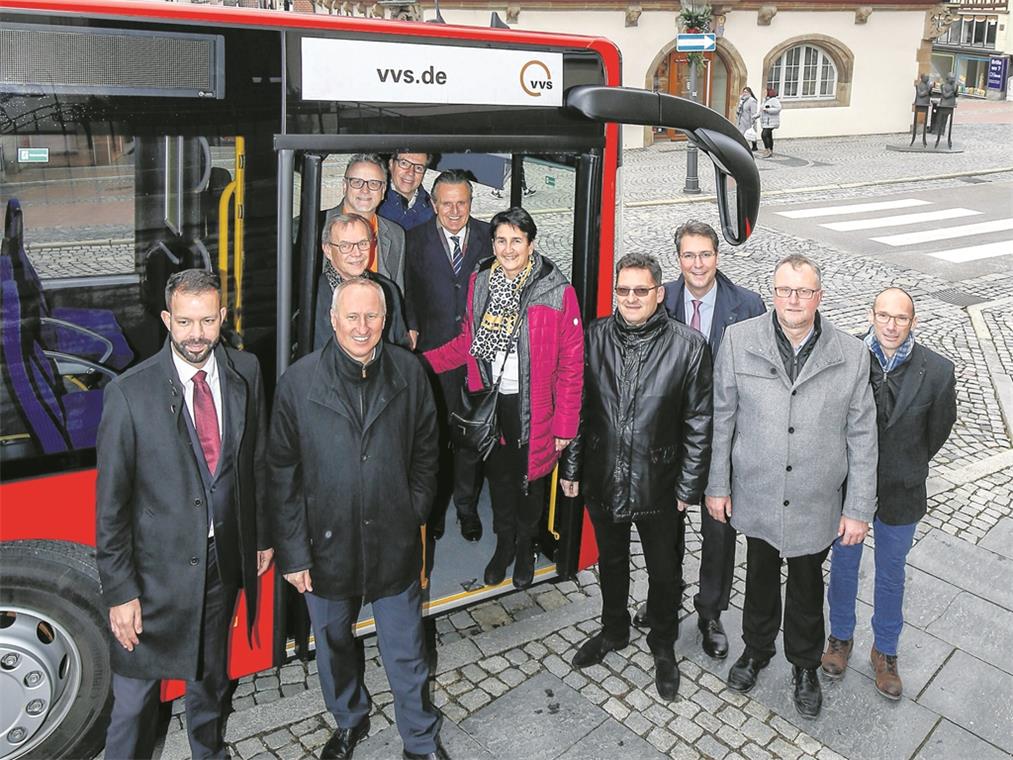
[
  {"xmin": 741, "ymin": 537, "xmax": 831, "ymax": 669},
  {"xmin": 484, "ymin": 393, "xmax": 545, "ymax": 540},
  {"xmin": 690, "ymin": 508, "xmax": 738, "ymax": 621},
  {"xmin": 592, "ymin": 507, "xmax": 683, "ymax": 653},
  {"xmin": 761, "ymin": 128, "xmax": 774, "ymax": 151},
  {"xmin": 104, "ymin": 545, "xmax": 237, "ymax": 760},
  {"xmin": 432, "ymin": 366, "xmax": 484, "ymax": 522}
]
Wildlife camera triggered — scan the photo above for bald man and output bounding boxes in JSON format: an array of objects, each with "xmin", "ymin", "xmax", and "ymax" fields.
[{"xmin": 822, "ymin": 287, "xmax": 956, "ymax": 701}]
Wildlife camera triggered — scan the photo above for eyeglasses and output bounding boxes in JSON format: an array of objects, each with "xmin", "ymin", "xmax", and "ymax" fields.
[
  {"xmin": 615, "ymin": 285, "xmax": 658, "ymax": 297},
  {"xmin": 344, "ymin": 177, "xmax": 385, "ymax": 191},
  {"xmin": 679, "ymin": 251, "xmax": 716, "ymax": 262},
  {"xmin": 873, "ymin": 311, "xmax": 913, "ymax": 326},
  {"xmin": 328, "ymin": 239, "xmax": 371, "ymax": 253},
  {"xmin": 395, "ymin": 157, "xmax": 427, "ymax": 174},
  {"xmin": 773, "ymin": 286, "xmax": 821, "ymax": 300}
]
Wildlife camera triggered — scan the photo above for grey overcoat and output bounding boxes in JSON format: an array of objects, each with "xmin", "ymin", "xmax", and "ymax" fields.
[{"xmin": 705, "ymin": 313, "xmax": 878, "ymax": 557}]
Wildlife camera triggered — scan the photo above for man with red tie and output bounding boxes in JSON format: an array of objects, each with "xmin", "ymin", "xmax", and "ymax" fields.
[
  {"xmin": 631, "ymin": 221, "xmax": 765, "ymax": 662},
  {"xmin": 97, "ymin": 269, "xmax": 273, "ymax": 759}
]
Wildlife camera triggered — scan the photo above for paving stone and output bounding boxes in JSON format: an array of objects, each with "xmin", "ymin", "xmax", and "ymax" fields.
[
  {"xmin": 768, "ymin": 737, "xmax": 803, "ymax": 760},
  {"xmin": 275, "ymin": 744, "xmax": 306, "ymax": 760},
  {"xmin": 913, "ymin": 718, "xmax": 1012, "ymax": 760},
  {"xmin": 925, "ymin": 591, "xmax": 1013, "ymax": 675},
  {"xmin": 979, "ymin": 517, "xmax": 1013, "ymax": 560},
  {"xmin": 461, "ymin": 673, "xmax": 604, "ymax": 759},
  {"xmin": 290, "ymin": 718, "xmax": 320, "ymax": 737},
  {"xmin": 670, "ymin": 715, "xmax": 705, "ymax": 743},
  {"xmin": 907, "ymin": 529, "xmax": 1013, "ymax": 610},
  {"xmin": 920, "ymin": 649, "xmax": 1013, "ymax": 753},
  {"xmin": 623, "ymin": 711, "xmax": 655, "ymax": 737},
  {"xmin": 740, "ymin": 717, "xmax": 776, "ymax": 745},
  {"xmin": 234, "ymin": 738, "xmax": 266, "ymax": 758},
  {"xmin": 646, "ymin": 725, "xmax": 678, "ymax": 752},
  {"xmin": 695, "ymin": 733, "xmax": 730, "ymax": 759},
  {"xmin": 716, "ymin": 725, "xmax": 747, "ymax": 749},
  {"xmin": 262, "ymin": 730, "xmax": 291, "ymax": 750}
]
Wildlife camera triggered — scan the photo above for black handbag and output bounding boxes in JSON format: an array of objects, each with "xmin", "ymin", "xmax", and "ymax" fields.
[{"xmin": 449, "ymin": 312, "xmax": 525, "ymax": 460}]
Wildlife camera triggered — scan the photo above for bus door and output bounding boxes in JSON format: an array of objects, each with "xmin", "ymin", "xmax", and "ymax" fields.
[{"xmin": 273, "ymin": 136, "xmax": 604, "ymax": 645}]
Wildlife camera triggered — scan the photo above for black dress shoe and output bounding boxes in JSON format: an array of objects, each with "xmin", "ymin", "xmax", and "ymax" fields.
[
  {"xmin": 320, "ymin": 716, "xmax": 370, "ymax": 759},
  {"xmin": 512, "ymin": 538, "xmax": 535, "ymax": 589},
  {"xmin": 632, "ymin": 581, "xmax": 690, "ymax": 629},
  {"xmin": 403, "ymin": 738, "xmax": 450, "ymax": 759},
  {"xmin": 653, "ymin": 653, "xmax": 681, "ymax": 701},
  {"xmin": 792, "ymin": 665, "xmax": 822, "ymax": 718},
  {"xmin": 726, "ymin": 653, "xmax": 770, "ymax": 693},
  {"xmin": 459, "ymin": 513, "xmax": 483, "ymax": 542},
  {"xmin": 571, "ymin": 632, "xmax": 629, "ymax": 669},
  {"xmin": 698, "ymin": 617, "xmax": 729, "ymax": 660},
  {"xmin": 483, "ymin": 536, "xmax": 515, "ymax": 586}
]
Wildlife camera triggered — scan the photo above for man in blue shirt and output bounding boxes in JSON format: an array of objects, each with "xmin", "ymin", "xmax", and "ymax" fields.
[{"xmin": 378, "ymin": 150, "xmax": 435, "ymax": 232}]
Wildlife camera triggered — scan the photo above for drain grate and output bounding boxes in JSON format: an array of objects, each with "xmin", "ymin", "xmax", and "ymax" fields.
[{"xmin": 930, "ymin": 288, "xmax": 989, "ymax": 307}]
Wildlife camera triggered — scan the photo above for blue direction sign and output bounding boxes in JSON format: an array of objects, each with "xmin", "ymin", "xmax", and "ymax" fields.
[{"xmin": 676, "ymin": 33, "xmax": 716, "ymax": 52}]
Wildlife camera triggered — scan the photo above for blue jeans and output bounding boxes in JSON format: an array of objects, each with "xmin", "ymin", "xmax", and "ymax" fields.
[{"xmin": 827, "ymin": 516, "xmax": 918, "ymax": 656}]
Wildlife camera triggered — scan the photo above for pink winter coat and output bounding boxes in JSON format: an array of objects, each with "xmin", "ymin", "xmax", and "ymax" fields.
[{"xmin": 424, "ymin": 255, "xmax": 584, "ymax": 483}]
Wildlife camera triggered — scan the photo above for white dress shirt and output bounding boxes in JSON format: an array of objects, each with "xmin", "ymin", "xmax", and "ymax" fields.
[
  {"xmin": 683, "ymin": 281, "xmax": 718, "ymax": 338},
  {"xmin": 171, "ymin": 350, "xmax": 223, "ymax": 538}
]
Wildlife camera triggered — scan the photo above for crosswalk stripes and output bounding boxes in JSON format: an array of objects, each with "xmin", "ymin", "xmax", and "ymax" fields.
[{"xmin": 769, "ymin": 196, "xmax": 1013, "ymax": 266}]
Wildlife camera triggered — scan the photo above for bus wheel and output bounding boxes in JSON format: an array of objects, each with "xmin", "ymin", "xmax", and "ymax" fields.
[{"xmin": 0, "ymin": 541, "xmax": 111, "ymax": 760}]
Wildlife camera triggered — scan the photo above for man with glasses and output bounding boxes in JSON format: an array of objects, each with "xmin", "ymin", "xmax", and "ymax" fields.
[
  {"xmin": 379, "ymin": 150, "xmax": 435, "ymax": 231},
  {"xmin": 405, "ymin": 170, "xmax": 491, "ymax": 541},
  {"xmin": 313, "ymin": 213, "xmax": 410, "ymax": 351},
  {"xmin": 632, "ymin": 220, "xmax": 765, "ymax": 660},
  {"xmin": 822, "ymin": 287, "xmax": 955, "ymax": 700},
  {"xmin": 706, "ymin": 253, "xmax": 877, "ymax": 718},
  {"xmin": 560, "ymin": 253, "xmax": 712, "ymax": 701},
  {"xmin": 324, "ymin": 153, "xmax": 406, "ymax": 292}
]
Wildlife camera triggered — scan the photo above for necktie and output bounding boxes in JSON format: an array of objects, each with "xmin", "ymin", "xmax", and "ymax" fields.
[
  {"xmin": 690, "ymin": 299, "xmax": 702, "ymax": 333},
  {"xmin": 450, "ymin": 235, "xmax": 463, "ymax": 276},
  {"xmin": 192, "ymin": 370, "xmax": 221, "ymax": 475}
]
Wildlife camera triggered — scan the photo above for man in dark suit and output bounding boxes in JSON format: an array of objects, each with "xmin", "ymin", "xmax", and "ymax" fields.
[
  {"xmin": 97, "ymin": 269, "xmax": 272, "ymax": 759},
  {"xmin": 632, "ymin": 220, "xmax": 765, "ymax": 661},
  {"xmin": 822, "ymin": 287, "xmax": 956, "ymax": 700},
  {"xmin": 269, "ymin": 278, "xmax": 446, "ymax": 760},
  {"xmin": 313, "ymin": 212, "xmax": 411, "ymax": 350},
  {"xmin": 378, "ymin": 150, "xmax": 435, "ymax": 232},
  {"xmin": 323, "ymin": 153, "xmax": 406, "ymax": 292},
  {"xmin": 404, "ymin": 170, "xmax": 491, "ymax": 541}
]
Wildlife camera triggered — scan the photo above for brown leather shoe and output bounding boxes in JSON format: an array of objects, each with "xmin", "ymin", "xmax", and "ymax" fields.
[
  {"xmin": 819, "ymin": 636, "xmax": 853, "ymax": 680},
  {"xmin": 870, "ymin": 646, "xmax": 903, "ymax": 700}
]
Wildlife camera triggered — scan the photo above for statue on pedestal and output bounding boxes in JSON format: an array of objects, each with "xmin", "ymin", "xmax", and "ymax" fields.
[
  {"xmin": 934, "ymin": 72, "xmax": 958, "ymax": 149},
  {"xmin": 910, "ymin": 73, "xmax": 932, "ymax": 146}
]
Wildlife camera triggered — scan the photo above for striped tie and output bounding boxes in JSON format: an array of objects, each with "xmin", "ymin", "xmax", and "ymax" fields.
[{"xmin": 450, "ymin": 235, "xmax": 463, "ymax": 276}]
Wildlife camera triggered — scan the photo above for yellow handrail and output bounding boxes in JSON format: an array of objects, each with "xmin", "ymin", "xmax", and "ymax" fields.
[
  {"xmin": 547, "ymin": 463, "xmax": 561, "ymax": 540},
  {"xmin": 217, "ymin": 178, "xmax": 236, "ymax": 308},
  {"xmin": 233, "ymin": 136, "xmax": 246, "ymax": 335}
]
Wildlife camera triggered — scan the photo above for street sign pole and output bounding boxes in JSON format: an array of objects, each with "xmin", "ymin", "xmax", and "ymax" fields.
[{"xmin": 684, "ymin": 61, "xmax": 701, "ymax": 195}]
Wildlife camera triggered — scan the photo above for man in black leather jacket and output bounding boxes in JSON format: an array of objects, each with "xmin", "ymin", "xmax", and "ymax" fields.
[{"xmin": 560, "ymin": 252, "xmax": 713, "ymax": 701}]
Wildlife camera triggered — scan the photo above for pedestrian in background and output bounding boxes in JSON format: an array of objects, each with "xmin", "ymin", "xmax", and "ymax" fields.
[
  {"xmin": 821, "ymin": 287, "xmax": 956, "ymax": 700},
  {"xmin": 736, "ymin": 87, "xmax": 759, "ymax": 153},
  {"xmin": 759, "ymin": 87, "xmax": 782, "ymax": 158}
]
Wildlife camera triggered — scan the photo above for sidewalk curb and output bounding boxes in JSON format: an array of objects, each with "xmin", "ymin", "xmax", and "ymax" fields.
[
  {"xmin": 624, "ymin": 165, "xmax": 1013, "ymax": 209},
  {"xmin": 968, "ymin": 297, "xmax": 1013, "ymax": 441}
]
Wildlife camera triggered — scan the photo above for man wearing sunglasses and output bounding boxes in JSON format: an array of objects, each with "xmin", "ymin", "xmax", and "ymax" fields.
[
  {"xmin": 313, "ymin": 213, "xmax": 411, "ymax": 351},
  {"xmin": 378, "ymin": 150, "xmax": 435, "ymax": 231},
  {"xmin": 323, "ymin": 153, "xmax": 406, "ymax": 292},
  {"xmin": 707, "ymin": 253, "xmax": 878, "ymax": 719},
  {"xmin": 632, "ymin": 220, "xmax": 765, "ymax": 661},
  {"xmin": 822, "ymin": 287, "xmax": 955, "ymax": 701},
  {"xmin": 560, "ymin": 252, "xmax": 713, "ymax": 702}
]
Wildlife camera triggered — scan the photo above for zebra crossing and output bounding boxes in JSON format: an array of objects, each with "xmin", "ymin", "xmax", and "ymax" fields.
[{"xmin": 768, "ymin": 189, "xmax": 1013, "ymax": 267}]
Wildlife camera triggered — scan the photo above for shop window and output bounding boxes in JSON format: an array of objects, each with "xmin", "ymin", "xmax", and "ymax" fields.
[{"xmin": 767, "ymin": 44, "xmax": 837, "ymax": 102}]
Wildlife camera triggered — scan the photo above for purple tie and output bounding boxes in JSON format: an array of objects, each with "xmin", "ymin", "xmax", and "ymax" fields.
[
  {"xmin": 192, "ymin": 370, "xmax": 220, "ymax": 475},
  {"xmin": 690, "ymin": 299, "xmax": 702, "ymax": 333}
]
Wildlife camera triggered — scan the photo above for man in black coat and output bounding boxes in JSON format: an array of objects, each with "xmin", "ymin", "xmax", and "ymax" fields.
[
  {"xmin": 559, "ymin": 252, "xmax": 713, "ymax": 701},
  {"xmin": 404, "ymin": 170, "xmax": 491, "ymax": 542},
  {"xmin": 822, "ymin": 287, "xmax": 956, "ymax": 700},
  {"xmin": 313, "ymin": 212, "xmax": 411, "ymax": 351},
  {"xmin": 269, "ymin": 278, "xmax": 447, "ymax": 760},
  {"xmin": 97, "ymin": 269, "xmax": 273, "ymax": 759},
  {"xmin": 632, "ymin": 220, "xmax": 765, "ymax": 661}
]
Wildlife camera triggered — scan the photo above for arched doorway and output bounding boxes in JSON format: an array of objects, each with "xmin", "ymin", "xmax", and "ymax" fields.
[{"xmin": 646, "ymin": 40, "xmax": 745, "ymax": 143}]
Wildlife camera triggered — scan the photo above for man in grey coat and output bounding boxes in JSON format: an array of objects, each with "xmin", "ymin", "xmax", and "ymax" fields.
[{"xmin": 705, "ymin": 254, "xmax": 877, "ymax": 719}]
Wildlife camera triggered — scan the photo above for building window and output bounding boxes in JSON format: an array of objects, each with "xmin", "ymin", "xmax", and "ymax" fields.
[
  {"xmin": 946, "ymin": 16, "xmax": 999, "ymax": 49},
  {"xmin": 767, "ymin": 44, "xmax": 837, "ymax": 101}
]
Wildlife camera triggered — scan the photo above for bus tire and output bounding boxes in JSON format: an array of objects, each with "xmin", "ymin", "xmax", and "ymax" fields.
[{"xmin": 0, "ymin": 540, "xmax": 112, "ymax": 760}]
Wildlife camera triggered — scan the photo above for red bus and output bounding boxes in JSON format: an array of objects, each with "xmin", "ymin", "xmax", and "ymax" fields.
[{"xmin": 0, "ymin": 1, "xmax": 759, "ymax": 757}]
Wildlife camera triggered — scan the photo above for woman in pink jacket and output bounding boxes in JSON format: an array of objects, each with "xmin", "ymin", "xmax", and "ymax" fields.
[{"xmin": 425, "ymin": 207, "xmax": 584, "ymax": 589}]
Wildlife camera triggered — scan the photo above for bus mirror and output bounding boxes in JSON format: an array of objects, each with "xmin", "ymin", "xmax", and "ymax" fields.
[{"xmin": 564, "ymin": 85, "xmax": 760, "ymax": 246}]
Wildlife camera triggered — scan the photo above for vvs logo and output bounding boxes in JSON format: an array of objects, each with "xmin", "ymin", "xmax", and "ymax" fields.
[{"xmin": 520, "ymin": 60, "xmax": 553, "ymax": 97}]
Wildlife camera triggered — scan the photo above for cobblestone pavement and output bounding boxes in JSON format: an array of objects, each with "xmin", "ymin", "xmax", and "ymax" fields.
[{"xmin": 130, "ymin": 122, "xmax": 1013, "ymax": 760}]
